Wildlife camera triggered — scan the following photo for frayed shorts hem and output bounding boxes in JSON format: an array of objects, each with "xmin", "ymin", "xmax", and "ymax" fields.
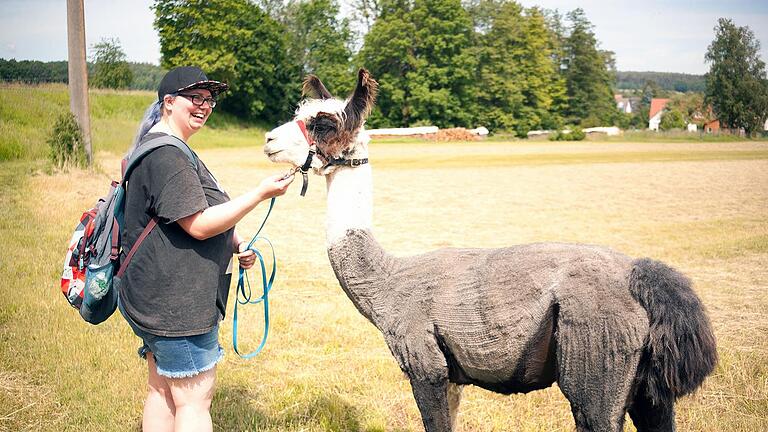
[
  {"xmin": 119, "ymin": 299, "xmax": 223, "ymax": 379},
  {"xmin": 155, "ymin": 349, "xmax": 224, "ymax": 379}
]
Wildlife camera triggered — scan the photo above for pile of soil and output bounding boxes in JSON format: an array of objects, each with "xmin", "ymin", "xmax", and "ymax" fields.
[{"xmin": 435, "ymin": 128, "xmax": 480, "ymax": 141}]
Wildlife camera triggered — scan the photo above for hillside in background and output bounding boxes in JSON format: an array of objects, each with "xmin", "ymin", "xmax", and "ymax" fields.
[{"xmin": 615, "ymin": 71, "xmax": 706, "ymax": 92}]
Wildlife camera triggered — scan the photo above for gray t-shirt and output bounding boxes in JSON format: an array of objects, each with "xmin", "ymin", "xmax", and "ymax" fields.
[{"xmin": 119, "ymin": 133, "xmax": 234, "ymax": 337}]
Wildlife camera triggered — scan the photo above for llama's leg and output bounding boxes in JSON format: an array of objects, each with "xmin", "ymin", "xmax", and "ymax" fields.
[
  {"xmin": 392, "ymin": 329, "xmax": 458, "ymax": 432},
  {"xmin": 409, "ymin": 377, "xmax": 455, "ymax": 432},
  {"xmin": 627, "ymin": 384, "xmax": 676, "ymax": 432},
  {"xmin": 556, "ymin": 320, "xmax": 643, "ymax": 432}
]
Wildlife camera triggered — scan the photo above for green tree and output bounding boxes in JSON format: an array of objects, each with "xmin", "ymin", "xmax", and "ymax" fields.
[
  {"xmin": 90, "ymin": 38, "xmax": 133, "ymax": 89},
  {"xmin": 0, "ymin": 59, "xmax": 69, "ymax": 83},
  {"xmin": 705, "ymin": 18, "xmax": 768, "ymax": 135},
  {"xmin": 357, "ymin": 0, "xmax": 418, "ymax": 127},
  {"xmin": 154, "ymin": 0, "xmax": 297, "ymax": 123},
  {"xmin": 407, "ymin": 0, "xmax": 477, "ymax": 127},
  {"xmin": 360, "ymin": 0, "xmax": 476, "ymax": 128},
  {"xmin": 640, "ymin": 80, "xmax": 661, "ymax": 105},
  {"xmin": 561, "ymin": 9, "xmax": 618, "ymax": 127},
  {"xmin": 659, "ymin": 109, "xmax": 686, "ymax": 131},
  {"xmin": 348, "ymin": 0, "xmax": 381, "ymax": 35},
  {"xmin": 285, "ymin": 0, "xmax": 355, "ymax": 94},
  {"xmin": 475, "ymin": 3, "xmax": 565, "ymax": 135},
  {"xmin": 668, "ymin": 93, "xmax": 705, "ymax": 125},
  {"xmin": 127, "ymin": 62, "xmax": 166, "ymax": 91}
]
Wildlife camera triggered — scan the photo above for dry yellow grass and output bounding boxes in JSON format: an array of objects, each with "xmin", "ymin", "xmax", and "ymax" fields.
[{"xmin": 0, "ymin": 140, "xmax": 766, "ymax": 431}]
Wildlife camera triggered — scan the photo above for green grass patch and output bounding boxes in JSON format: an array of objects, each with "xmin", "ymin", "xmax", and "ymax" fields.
[
  {"xmin": 0, "ymin": 84, "xmax": 268, "ymax": 161},
  {"xmin": 600, "ymin": 130, "xmax": 755, "ymax": 143}
]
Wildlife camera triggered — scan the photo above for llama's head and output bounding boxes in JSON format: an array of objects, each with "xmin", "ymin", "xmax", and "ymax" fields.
[{"xmin": 264, "ymin": 68, "xmax": 378, "ymax": 176}]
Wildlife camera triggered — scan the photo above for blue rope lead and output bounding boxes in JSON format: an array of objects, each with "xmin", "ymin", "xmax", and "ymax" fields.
[{"xmin": 233, "ymin": 197, "xmax": 276, "ymax": 359}]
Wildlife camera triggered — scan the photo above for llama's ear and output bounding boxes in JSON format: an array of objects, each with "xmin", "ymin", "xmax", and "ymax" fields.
[
  {"xmin": 343, "ymin": 68, "xmax": 378, "ymax": 131},
  {"xmin": 302, "ymin": 75, "xmax": 333, "ymax": 100}
]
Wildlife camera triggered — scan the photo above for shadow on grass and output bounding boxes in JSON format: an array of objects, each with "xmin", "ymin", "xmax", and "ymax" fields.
[{"xmin": 214, "ymin": 384, "xmax": 401, "ymax": 431}]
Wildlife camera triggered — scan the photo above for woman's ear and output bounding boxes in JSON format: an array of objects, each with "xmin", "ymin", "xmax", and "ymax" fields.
[{"xmin": 162, "ymin": 95, "xmax": 175, "ymax": 112}]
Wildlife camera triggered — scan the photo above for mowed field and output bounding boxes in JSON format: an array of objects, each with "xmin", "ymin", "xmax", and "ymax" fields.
[{"xmin": 1, "ymin": 139, "xmax": 767, "ymax": 431}]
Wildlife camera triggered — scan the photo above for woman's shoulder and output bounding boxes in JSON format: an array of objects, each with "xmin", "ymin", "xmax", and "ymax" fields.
[{"xmin": 134, "ymin": 136, "xmax": 196, "ymax": 178}]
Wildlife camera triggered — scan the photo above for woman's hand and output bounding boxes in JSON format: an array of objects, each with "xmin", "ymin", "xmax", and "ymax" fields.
[
  {"xmin": 236, "ymin": 241, "xmax": 256, "ymax": 270},
  {"xmin": 178, "ymin": 172, "xmax": 296, "ymax": 241},
  {"xmin": 259, "ymin": 173, "xmax": 295, "ymax": 200}
]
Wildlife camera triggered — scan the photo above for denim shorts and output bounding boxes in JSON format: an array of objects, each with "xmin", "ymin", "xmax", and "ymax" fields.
[{"xmin": 118, "ymin": 300, "xmax": 224, "ymax": 379}]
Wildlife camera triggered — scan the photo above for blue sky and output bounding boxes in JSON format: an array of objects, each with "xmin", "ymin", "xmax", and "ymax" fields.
[{"xmin": 1, "ymin": 0, "xmax": 766, "ymax": 74}]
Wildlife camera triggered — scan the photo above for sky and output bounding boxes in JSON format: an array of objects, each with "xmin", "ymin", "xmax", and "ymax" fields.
[{"xmin": 1, "ymin": 0, "xmax": 767, "ymax": 75}]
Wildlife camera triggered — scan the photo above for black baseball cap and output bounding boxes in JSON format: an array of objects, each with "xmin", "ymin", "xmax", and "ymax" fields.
[{"xmin": 157, "ymin": 66, "xmax": 229, "ymax": 101}]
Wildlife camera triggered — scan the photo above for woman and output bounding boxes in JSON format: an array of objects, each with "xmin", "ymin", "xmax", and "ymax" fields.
[{"xmin": 119, "ymin": 66, "xmax": 293, "ymax": 431}]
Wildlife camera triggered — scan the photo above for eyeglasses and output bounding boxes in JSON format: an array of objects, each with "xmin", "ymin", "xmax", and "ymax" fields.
[{"xmin": 177, "ymin": 93, "xmax": 217, "ymax": 108}]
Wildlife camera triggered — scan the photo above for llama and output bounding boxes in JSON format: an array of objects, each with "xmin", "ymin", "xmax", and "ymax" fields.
[{"xmin": 263, "ymin": 69, "xmax": 717, "ymax": 432}]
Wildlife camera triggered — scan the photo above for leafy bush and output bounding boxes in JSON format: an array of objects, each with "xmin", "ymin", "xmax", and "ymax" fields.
[
  {"xmin": 47, "ymin": 112, "xmax": 86, "ymax": 168},
  {"xmin": 660, "ymin": 109, "xmax": 686, "ymax": 131},
  {"xmin": 550, "ymin": 127, "xmax": 586, "ymax": 141}
]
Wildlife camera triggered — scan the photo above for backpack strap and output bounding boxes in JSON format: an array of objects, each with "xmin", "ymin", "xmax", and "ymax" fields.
[
  {"xmin": 116, "ymin": 216, "xmax": 158, "ymax": 278},
  {"xmin": 122, "ymin": 135, "xmax": 198, "ymax": 180},
  {"xmin": 116, "ymin": 135, "xmax": 198, "ymax": 278}
]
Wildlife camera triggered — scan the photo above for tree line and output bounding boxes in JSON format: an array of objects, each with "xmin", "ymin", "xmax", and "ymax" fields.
[
  {"xmin": 0, "ymin": 58, "xmax": 165, "ymax": 91},
  {"xmin": 3, "ymin": 1, "xmax": 766, "ymax": 135},
  {"xmin": 615, "ymin": 71, "xmax": 705, "ymax": 93},
  {"xmin": 152, "ymin": 0, "xmax": 621, "ymax": 135}
]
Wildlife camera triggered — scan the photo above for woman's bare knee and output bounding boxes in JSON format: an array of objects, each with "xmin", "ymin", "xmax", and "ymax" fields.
[{"xmin": 167, "ymin": 366, "xmax": 216, "ymax": 411}]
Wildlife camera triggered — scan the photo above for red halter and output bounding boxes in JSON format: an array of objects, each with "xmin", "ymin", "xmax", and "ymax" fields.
[{"xmin": 296, "ymin": 119, "xmax": 314, "ymax": 146}]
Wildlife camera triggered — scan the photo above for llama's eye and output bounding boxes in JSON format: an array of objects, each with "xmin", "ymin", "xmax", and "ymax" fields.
[{"xmin": 309, "ymin": 116, "xmax": 337, "ymax": 134}]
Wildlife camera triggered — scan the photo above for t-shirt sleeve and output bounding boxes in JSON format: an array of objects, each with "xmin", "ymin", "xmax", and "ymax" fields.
[{"xmin": 143, "ymin": 146, "xmax": 209, "ymax": 223}]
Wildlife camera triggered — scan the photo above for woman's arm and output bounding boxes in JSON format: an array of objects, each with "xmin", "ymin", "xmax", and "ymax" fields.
[{"xmin": 177, "ymin": 173, "xmax": 293, "ymax": 240}]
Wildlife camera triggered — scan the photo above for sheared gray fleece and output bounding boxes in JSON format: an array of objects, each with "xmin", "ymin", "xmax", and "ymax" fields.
[{"xmin": 328, "ymin": 228, "xmax": 651, "ymax": 431}]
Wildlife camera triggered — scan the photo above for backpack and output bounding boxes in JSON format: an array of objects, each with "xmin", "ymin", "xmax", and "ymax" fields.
[{"xmin": 60, "ymin": 135, "xmax": 198, "ymax": 324}]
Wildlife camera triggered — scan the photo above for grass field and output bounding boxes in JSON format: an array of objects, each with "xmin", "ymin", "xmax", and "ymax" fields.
[
  {"xmin": 1, "ymin": 137, "xmax": 767, "ymax": 431},
  {"xmin": 1, "ymin": 83, "xmax": 767, "ymax": 430}
]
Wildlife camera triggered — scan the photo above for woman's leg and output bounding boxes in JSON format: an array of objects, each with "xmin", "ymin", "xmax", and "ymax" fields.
[
  {"xmin": 143, "ymin": 353, "xmax": 176, "ymax": 431},
  {"xmin": 166, "ymin": 366, "xmax": 217, "ymax": 432}
]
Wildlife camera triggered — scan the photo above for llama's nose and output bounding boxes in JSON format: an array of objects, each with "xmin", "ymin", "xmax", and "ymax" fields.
[{"xmin": 264, "ymin": 131, "xmax": 277, "ymax": 149}]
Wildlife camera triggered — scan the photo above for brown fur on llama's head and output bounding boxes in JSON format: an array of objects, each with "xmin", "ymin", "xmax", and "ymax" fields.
[
  {"xmin": 301, "ymin": 69, "xmax": 378, "ymax": 160},
  {"xmin": 264, "ymin": 69, "xmax": 378, "ymax": 174}
]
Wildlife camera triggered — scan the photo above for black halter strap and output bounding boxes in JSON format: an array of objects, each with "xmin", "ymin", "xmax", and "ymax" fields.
[
  {"xmin": 323, "ymin": 157, "xmax": 369, "ymax": 168},
  {"xmin": 298, "ymin": 147, "xmax": 315, "ymax": 197},
  {"xmin": 295, "ymin": 120, "xmax": 315, "ymax": 197}
]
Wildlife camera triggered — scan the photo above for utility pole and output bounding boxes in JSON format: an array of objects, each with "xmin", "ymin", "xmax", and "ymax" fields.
[{"xmin": 66, "ymin": 0, "xmax": 92, "ymax": 165}]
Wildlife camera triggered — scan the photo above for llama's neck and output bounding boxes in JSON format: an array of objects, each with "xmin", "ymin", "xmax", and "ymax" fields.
[
  {"xmin": 325, "ymin": 165, "xmax": 394, "ymax": 327},
  {"xmin": 325, "ymin": 164, "xmax": 374, "ymax": 248}
]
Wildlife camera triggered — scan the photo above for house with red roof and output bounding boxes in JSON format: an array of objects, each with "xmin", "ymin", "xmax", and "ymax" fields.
[{"xmin": 648, "ymin": 98, "xmax": 670, "ymax": 131}]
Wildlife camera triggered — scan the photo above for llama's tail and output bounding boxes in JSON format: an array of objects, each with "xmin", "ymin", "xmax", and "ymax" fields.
[{"xmin": 628, "ymin": 258, "xmax": 717, "ymax": 405}]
